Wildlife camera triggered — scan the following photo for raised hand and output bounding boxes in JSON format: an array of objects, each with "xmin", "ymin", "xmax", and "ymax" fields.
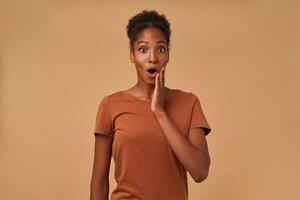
[{"xmin": 151, "ymin": 65, "xmax": 167, "ymax": 114}]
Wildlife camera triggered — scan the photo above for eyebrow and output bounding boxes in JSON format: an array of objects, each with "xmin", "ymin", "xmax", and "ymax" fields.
[{"xmin": 137, "ymin": 40, "xmax": 166, "ymax": 45}]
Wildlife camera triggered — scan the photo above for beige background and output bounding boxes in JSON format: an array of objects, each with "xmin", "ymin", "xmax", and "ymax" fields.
[{"xmin": 1, "ymin": 0, "xmax": 299, "ymax": 199}]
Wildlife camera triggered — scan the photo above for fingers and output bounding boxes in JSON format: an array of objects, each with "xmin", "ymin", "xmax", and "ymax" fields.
[
  {"xmin": 156, "ymin": 65, "xmax": 166, "ymax": 91},
  {"xmin": 155, "ymin": 71, "xmax": 160, "ymax": 89},
  {"xmin": 159, "ymin": 66, "xmax": 166, "ymax": 87},
  {"xmin": 161, "ymin": 66, "xmax": 165, "ymax": 87}
]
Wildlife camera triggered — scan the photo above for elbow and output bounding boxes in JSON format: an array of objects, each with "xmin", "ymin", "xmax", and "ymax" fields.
[
  {"xmin": 193, "ymin": 163, "xmax": 210, "ymax": 183},
  {"xmin": 194, "ymin": 172, "xmax": 209, "ymax": 183}
]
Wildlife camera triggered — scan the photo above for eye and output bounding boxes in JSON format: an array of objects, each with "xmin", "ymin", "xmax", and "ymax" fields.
[
  {"xmin": 137, "ymin": 46, "xmax": 167, "ymax": 54},
  {"xmin": 158, "ymin": 46, "xmax": 167, "ymax": 53},
  {"xmin": 138, "ymin": 47, "xmax": 147, "ymax": 54}
]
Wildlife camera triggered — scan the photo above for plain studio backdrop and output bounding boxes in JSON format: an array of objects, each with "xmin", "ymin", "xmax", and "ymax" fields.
[{"xmin": 0, "ymin": 0, "xmax": 299, "ymax": 200}]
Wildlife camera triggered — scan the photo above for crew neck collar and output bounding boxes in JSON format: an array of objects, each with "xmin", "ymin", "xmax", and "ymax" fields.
[{"xmin": 120, "ymin": 89, "xmax": 181, "ymax": 103}]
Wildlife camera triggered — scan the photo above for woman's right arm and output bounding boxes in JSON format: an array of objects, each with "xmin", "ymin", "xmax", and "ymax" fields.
[{"xmin": 90, "ymin": 134, "xmax": 113, "ymax": 200}]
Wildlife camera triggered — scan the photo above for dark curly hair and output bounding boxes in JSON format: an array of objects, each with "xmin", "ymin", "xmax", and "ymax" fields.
[{"xmin": 126, "ymin": 9, "xmax": 171, "ymax": 51}]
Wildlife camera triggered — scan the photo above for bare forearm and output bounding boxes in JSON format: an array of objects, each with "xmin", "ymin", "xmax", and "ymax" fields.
[
  {"xmin": 154, "ymin": 111, "xmax": 210, "ymax": 182},
  {"xmin": 90, "ymin": 180, "xmax": 109, "ymax": 200}
]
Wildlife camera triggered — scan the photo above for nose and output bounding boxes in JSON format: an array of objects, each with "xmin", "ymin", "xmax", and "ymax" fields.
[{"xmin": 149, "ymin": 50, "xmax": 158, "ymax": 64}]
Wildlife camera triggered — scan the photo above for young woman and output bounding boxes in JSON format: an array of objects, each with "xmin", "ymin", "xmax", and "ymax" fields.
[{"xmin": 90, "ymin": 9, "xmax": 212, "ymax": 200}]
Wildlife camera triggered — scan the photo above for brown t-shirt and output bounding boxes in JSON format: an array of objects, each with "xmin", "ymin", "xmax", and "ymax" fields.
[{"xmin": 94, "ymin": 89, "xmax": 211, "ymax": 200}]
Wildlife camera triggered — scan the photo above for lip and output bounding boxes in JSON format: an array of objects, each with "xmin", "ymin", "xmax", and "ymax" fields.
[
  {"xmin": 145, "ymin": 66, "xmax": 159, "ymax": 78},
  {"xmin": 146, "ymin": 70, "xmax": 158, "ymax": 78}
]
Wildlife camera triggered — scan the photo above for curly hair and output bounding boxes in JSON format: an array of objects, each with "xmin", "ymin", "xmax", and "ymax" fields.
[{"xmin": 126, "ymin": 9, "xmax": 171, "ymax": 50}]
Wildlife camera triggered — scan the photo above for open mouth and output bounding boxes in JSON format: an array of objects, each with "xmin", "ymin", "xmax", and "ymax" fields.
[
  {"xmin": 146, "ymin": 68, "xmax": 158, "ymax": 78},
  {"xmin": 147, "ymin": 69, "xmax": 157, "ymax": 74}
]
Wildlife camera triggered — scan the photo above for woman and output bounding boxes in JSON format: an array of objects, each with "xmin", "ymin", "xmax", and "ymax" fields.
[{"xmin": 90, "ymin": 9, "xmax": 212, "ymax": 200}]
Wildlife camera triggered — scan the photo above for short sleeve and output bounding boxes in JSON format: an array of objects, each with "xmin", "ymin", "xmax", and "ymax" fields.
[
  {"xmin": 93, "ymin": 95, "xmax": 113, "ymax": 137},
  {"xmin": 189, "ymin": 95, "xmax": 212, "ymax": 136}
]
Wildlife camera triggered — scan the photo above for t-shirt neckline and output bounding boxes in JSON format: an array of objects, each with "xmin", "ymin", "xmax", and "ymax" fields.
[{"xmin": 120, "ymin": 89, "xmax": 182, "ymax": 103}]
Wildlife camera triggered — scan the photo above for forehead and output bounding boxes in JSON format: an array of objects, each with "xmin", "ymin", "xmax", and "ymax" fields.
[{"xmin": 135, "ymin": 27, "xmax": 167, "ymax": 45}]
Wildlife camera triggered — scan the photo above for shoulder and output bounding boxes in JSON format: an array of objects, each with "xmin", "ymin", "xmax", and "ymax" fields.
[
  {"xmin": 98, "ymin": 91, "xmax": 129, "ymax": 109},
  {"xmin": 174, "ymin": 89, "xmax": 198, "ymax": 101},
  {"xmin": 100, "ymin": 91, "xmax": 123, "ymax": 101},
  {"xmin": 96, "ymin": 91, "xmax": 121, "ymax": 108}
]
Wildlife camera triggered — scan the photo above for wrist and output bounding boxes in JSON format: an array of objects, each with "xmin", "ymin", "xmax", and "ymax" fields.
[{"xmin": 154, "ymin": 110, "xmax": 166, "ymax": 118}]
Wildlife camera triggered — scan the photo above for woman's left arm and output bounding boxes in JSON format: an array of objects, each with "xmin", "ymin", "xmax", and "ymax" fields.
[
  {"xmin": 151, "ymin": 66, "xmax": 210, "ymax": 183},
  {"xmin": 154, "ymin": 111, "xmax": 210, "ymax": 183}
]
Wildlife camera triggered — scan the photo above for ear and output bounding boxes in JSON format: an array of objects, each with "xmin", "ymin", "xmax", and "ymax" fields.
[
  {"xmin": 129, "ymin": 48, "xmax": 135, "ymax": 63},
  {"xmin": 166, "ymin": 48, "xmax": 170, "ymax": 63}
]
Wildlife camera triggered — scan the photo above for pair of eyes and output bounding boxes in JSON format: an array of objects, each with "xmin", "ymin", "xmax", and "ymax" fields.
[{"xmin": 137, "ymin": 46, "xmax": 168, "ymax": 54}]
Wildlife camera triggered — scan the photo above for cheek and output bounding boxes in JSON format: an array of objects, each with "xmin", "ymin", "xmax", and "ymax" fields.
[
  {"xmin": 159, "ymin": 55, "xmax": 169, "ymax": 64},
  {"xmin": 133, "ymin": 52, "xmax": 169, "ymax": 66},
  {"xmin": 134, "ymin": 56, "xmax": 147, "ymax": 67}
]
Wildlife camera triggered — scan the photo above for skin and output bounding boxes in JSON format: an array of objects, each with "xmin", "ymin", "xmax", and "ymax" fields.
[
  {"xmin": 90, "ymin": 26, "xmax": 211, "ymax": 200},
  {"xmin": 126, "ymin": 26, "xmax": 172, "ymax": 102},
  {"xmin": 90, "ymin": 135, "xmax": 111, "ymax": 200},
  {"xmin": 128, "ymin": 27, "xmax": 211, "ymax": 182}
]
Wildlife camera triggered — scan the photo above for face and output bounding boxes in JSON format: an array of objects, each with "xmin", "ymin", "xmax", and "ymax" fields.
[{"xmin": 130, "ymin": 27, "xmax": 169, "ymax": 84}]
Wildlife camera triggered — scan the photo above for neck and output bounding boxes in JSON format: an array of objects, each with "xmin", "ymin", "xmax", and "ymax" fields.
[{"xmin": 133, "ymin": 78, "xmax": 167, "ymax": 99}]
